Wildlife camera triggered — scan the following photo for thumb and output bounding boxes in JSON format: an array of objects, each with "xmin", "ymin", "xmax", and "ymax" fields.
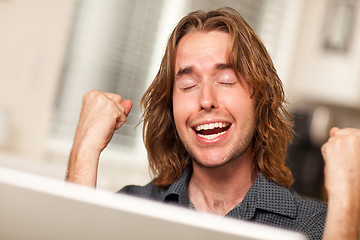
[
  {"xmin": 121, "ymin": 99, "xmax": 133, "ymax": 116},
  {"xmin": 329, "ymin": 127, "xmax": 339, "ymax": 138}
]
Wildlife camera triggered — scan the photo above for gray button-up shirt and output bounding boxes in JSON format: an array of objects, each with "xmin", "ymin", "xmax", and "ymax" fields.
[{"xmin": 120, "ymin": 165, "xmax": 327, "ymax": 240}]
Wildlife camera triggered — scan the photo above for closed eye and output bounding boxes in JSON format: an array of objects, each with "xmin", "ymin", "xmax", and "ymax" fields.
[
  {"xmin": 175, "ymin": 76, "xmax": 198, "ymax": 92},
  {"xmin": 220, "ymin": 81, "xmax": 236, "ymax": 85},
  {"xmin": 218, "ymin": 78, "xmax": 237, "ymax": 86},
  {"xmin": 182, "ymin": 85, "xmax": 196, "ymax": 91},
  {"xmin": 216, "ymin": 69, "xmax": 238, "ymax": 86}
]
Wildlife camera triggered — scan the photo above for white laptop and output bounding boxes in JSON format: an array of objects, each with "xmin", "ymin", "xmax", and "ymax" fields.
[{"xmin": 0, "ymin": 166, "xmax": 306, "ymax": 240}]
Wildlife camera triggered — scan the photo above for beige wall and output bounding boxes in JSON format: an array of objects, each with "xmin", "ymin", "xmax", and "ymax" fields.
[
  {"xmin": 288, "ymin": 0, "xmax": 360, "ymax": 107},
  {"xmin": 0, "ymin": 0, "xmax": 76, "ymax": 159}
]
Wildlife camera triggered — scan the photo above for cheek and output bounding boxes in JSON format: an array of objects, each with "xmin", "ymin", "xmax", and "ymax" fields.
[
  {"xmin": 172, "ymin": 93, "xmax": 189, "ymax": 130},
  {"xmin": 245, "ymin": 100, "xmax": 257, "ymax": 125},
  {"xmin": 222, "ymin": 92, "xmax": 256, "ymax": 120}
]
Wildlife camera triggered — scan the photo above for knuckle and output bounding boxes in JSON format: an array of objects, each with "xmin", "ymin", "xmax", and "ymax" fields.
[
  {"xmin": 108, "ymin": 93, "xmax": 122, "ymax": 103},
  {"xmin": 320, "ymin": 144, "xmax": 327, "ymax": 155},
  {"xmin": 115, "ymin": 94, "xmax": 123, "ymax": 102},
  {"xmin": 87, "ymin": 89, "xmax": 100, "ymax": 98},
  {"xmin": 83, "ymin": 89, "xmax": 100, "ymax": 102},
  {"xmin": 102, "ymin": 99, "xmax": 115, "ymax": 111},
  {"xmin": 104, "ymin": 100, "xmax": 122, "ymax": 117},
  {"xmin": 88, "ymin": 89, "xmax": 99, "ymax": 94},
  {"xmin": 94, "ymin": 93, "xmax": 105, "ymax": 103},
  {"xmin": 347, "ymin": 135, "xmax": 360, "ymax": 147}
]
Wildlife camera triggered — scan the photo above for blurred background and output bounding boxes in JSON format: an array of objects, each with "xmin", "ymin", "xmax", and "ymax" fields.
[{"xmin": 0, "ymin": 0, "xmax": 359, "ymax": 200}]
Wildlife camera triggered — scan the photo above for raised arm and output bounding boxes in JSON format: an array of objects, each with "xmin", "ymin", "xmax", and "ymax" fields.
[
  {"xmin": 322, "ymin": 127, "xmax": 360, "ymax": 240},
  {"xmin": 66, "ymin": 90, "xmax": 132, "ymax": 187}
]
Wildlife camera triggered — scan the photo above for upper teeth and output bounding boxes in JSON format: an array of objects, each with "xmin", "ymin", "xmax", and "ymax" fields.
[{"xmin": 195, "ymin": 122, "xmax": 228, "ymax": 131}]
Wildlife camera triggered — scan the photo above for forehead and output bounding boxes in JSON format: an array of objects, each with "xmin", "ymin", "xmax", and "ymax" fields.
[
  {"xmin": 174, "ymin": 31, "xmax": 230, "ymax": 69},
  {"xmin": 177, "ymin": 30, "xmax": 229, "ymax": 48}
]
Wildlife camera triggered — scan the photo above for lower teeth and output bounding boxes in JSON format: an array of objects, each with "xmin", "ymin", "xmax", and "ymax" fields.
[{"xmin": 198, "ymin": 131, "xmax": 226, "ymax": 140}]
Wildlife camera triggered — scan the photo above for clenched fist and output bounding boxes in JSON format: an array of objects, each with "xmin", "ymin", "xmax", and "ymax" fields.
[
  {"xmin": 75, "ymin": 90, "xmax": 133, "ymax": 153},
  {"xmin": 66, "ymin": 90, "xmax": 132, "ymax": 186},
  {"xmin": 321, "ymin": 127, "xmax": 360, "ymax": 200}
]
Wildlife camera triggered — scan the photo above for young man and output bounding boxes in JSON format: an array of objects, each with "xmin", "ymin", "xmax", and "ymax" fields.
[{"xmin": 66, "ymin": 7, "xmax": 360, "ymax": 240}]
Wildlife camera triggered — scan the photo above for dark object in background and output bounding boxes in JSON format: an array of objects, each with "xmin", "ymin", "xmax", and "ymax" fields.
[{"xmin": 287, "ymin": 111, "xmax": 325, "ymax": 201}]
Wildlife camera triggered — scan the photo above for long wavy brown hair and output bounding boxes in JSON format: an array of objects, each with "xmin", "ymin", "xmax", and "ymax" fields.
[{"xmin": 141, "ymin": 7, "xmax": 294, "ymax": 188}]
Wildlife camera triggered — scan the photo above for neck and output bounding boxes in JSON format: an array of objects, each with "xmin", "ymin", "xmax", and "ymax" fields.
[{"xmin": 188, "ymin": 154, "xmax": 257, "ymax": 216}]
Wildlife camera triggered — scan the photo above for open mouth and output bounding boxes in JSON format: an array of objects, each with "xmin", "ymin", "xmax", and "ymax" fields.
[{"xmin": 194, "ymin": 122, "xmax": 231, "ymax": 140}]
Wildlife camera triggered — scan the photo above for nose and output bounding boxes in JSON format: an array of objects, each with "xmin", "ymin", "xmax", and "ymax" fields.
[{"xmin": 199, "ymin": 81, "xmax": 218, "ymax": 111}]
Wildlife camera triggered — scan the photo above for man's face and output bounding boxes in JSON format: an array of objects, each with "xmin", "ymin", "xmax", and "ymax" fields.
[{"xmin": 172, "ymin": 30, "xmax": 256, "ymax": 168}]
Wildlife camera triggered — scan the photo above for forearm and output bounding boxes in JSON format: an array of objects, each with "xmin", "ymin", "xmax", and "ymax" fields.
[
  {"xmin": 323, "ymin": 192, "xmax": 360, "ymax": 239},
  {"xmin": 66, "ymin": 143, "xmax": 101, "ymax": 187}
]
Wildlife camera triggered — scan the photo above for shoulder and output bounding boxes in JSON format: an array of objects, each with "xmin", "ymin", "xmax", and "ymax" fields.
[
  {"xmin": 292, "ymin": 192, "xmax": 327, "ymax": 232},
  {"xmin": 250, "ymin": 173, "xmax": 327, "ymax": 239},
  {"xmin": 253, "ymin": 173, "xmax": 327, "ymax": 217},
  {"xmin": 279, "ymin": 192, "xmax": 327, "ymax": 240},
  {"xmin": 119, "ymin": 164, "xmax": 193, "ymax": 205},
  {"xmin": 273, "ymin": 187, "xmax": 327, "ymax": 239},
  {"xmin": 119, "ymin": 181, "xmax": 168, "ymax": 201}
]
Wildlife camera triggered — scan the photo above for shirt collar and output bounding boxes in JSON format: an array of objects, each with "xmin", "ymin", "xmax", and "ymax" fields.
[
  {"xmin": 229, "ymin": 172, "xmax": 297, "ymax": 220},
  {"xmin": 160, "ymin": 165, "xmax": 192, "ymax": 207},
  {"xmin": 160, "ymin": 167, "xmax": 297, "ymax": 220}
]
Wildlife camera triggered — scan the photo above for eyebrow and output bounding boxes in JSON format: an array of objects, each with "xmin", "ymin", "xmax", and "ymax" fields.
[
  {"xmin": 175, "ymin": 63, "xmax": 232, "ymax": 79},
  {"xmin": 175, "ymin": 66, "xmax": 194, "ymax": 79},
  {"xmin": 215, "ymin": 63, "xmax": 232, "ymax": 70}
]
